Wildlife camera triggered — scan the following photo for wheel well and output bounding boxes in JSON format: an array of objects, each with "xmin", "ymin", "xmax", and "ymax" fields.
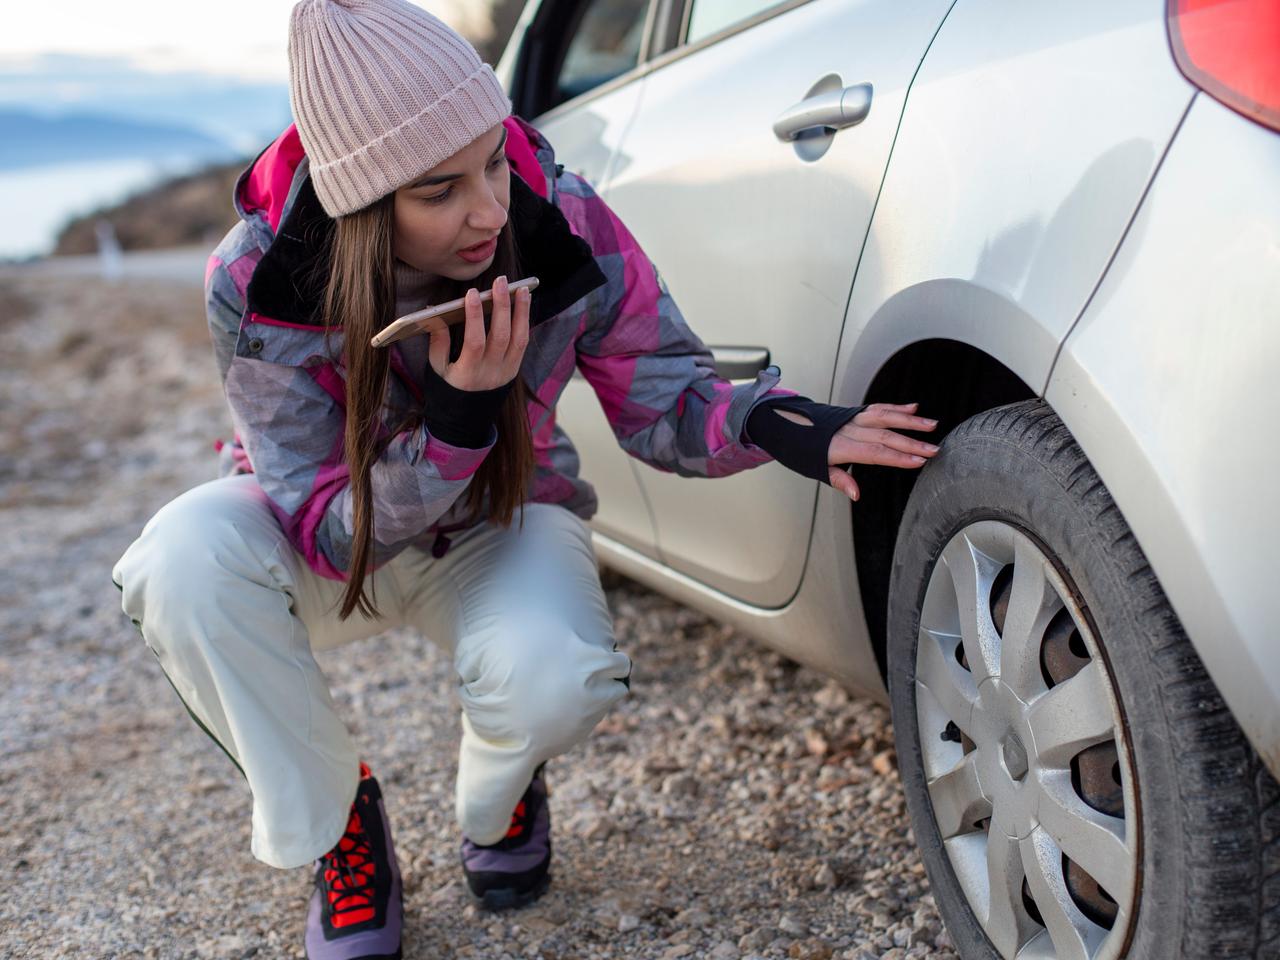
[{"xmin": 852, "ymin": 339, "xmax": 1036, "ymax": 680}]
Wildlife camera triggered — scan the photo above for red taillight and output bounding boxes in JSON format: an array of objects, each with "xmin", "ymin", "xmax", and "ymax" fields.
[{"xmin": 1167, "ymin": 0, "xmax": 1280, "ymax": 132}]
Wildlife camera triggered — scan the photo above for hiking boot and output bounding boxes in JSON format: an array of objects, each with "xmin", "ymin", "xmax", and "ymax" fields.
[
  {"xmin": 460, "ymin": 764, "xmax": 551, "ymax": 910},
  {"xmin": 305, "ymin": 763, "xmax": 403, "ymax": 960}
]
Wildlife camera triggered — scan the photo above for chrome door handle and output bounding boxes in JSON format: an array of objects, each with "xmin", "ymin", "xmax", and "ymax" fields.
[
  {"xmin": 711, "ymin": 346, "xmax": 770, "ymax": 380},
  {"xmin": 772, "ymin": 83, "xmax": 872, "ymax": 142},
  {"xmin": 574, "ymin": 346, "xmax": 769, "ymax": 382}
]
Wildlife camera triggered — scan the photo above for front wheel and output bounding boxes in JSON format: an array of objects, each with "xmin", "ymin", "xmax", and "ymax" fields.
[{"xmin": 886, "ymin": 400, "xmax": 1278, "ymax": 960}]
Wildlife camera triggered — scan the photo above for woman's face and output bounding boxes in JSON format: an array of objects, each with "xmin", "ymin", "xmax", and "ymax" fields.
[{"xmin": 391, "ymin": 122, "xmax": 511, "ymax": 281}]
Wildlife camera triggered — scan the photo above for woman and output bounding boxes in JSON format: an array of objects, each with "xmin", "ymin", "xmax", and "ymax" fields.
[{"xmin": 111, "ymin": 1, "xmax": 939, "ymax": 957}]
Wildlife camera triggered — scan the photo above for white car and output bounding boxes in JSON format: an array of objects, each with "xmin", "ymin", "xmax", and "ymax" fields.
[{"xmin": 497, "ymin": 1, "xmax": 1280, "ymax": 957}]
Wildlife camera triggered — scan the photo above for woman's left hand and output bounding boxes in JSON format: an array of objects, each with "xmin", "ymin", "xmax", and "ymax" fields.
[{"xmin": 827, "ymin": 402, "xmax": 940, "ymax": 501}]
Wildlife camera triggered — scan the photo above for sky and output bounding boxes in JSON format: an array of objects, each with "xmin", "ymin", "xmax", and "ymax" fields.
[{"xmin": 1, "ymin": 0, "xmax": 495, "ymax": 81}]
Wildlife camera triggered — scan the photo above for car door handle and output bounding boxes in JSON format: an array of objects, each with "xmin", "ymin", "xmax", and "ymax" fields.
[
  {"xmin": 571, "ymin": 346, "xmax": 768, "ymax": 382},
  {"xmin": 711, "ymin": 346, "xmax": 770, "ymax": 380},
  {"xmin": 772, "ymin": 83, "xmax": 873, "ymax": 142}
]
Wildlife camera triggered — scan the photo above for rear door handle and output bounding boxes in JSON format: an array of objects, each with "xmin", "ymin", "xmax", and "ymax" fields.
[
  {"xmin": 772, "ymin": 82, "xmax": 873, "ymax": 142},
  {"xmin": 711, "ymin": 346, "xmax": 770, "ymax": 380},
  {"xmin": 572, "ymin": 346, "xmax": 768, "ymax": 382}
]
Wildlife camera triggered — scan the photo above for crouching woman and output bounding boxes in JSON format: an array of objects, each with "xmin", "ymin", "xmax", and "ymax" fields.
[{"xmin": 112, "ymin": 1, "xmax": 939, "ymax": 956}]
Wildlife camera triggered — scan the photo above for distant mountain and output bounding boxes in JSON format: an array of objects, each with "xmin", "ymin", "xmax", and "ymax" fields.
[
  {"xmin": 0, "ymin": 53, "xmax": 292, "ymax": 155},
  {"xmin": 0, "ymin": 108, "xmax": 239, "ymax": 171}
]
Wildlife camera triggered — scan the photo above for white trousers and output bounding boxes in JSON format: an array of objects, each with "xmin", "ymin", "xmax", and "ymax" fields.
[{"xmin": 111, "ymin": 474, "xmax": 631, "ymax": 869}]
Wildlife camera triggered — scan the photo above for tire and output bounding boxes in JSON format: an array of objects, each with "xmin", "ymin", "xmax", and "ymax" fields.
[{"xmin": 886, "ymin": 399, "xmax": 1279, "ymax": 960}]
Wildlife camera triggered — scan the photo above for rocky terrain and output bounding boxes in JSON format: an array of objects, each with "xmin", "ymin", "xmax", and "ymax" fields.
[
  {"xmin": 51, "ymin": 163, "xmax": 245, "ymax": 257},
  {"xmin": 0, "ymin": 264, "xmax": 958, "ymax": 959}
]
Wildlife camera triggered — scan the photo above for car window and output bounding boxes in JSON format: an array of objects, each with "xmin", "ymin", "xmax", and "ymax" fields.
[
  {"xmin": 686, "ymin": 0, "xmax": 788, "ymax": 45},
  {"xmin": 555, "ymin": 0, "xmax": 650, "ymax": 104}
]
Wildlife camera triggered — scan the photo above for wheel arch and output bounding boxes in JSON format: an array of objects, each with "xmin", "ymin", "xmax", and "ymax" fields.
[{"xmin": 845, "ymin": 336, "xmax": 1037, "ymax": 681}]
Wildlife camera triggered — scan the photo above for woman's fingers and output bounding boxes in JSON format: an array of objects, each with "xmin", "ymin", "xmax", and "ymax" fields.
[
  {"xmin": 825, "ymin": 401, "xmax": 941, "ymax": 498},
  {"xmin": 837, "ymin": 423, "xmax": 940, "ymax": 459},
  {"xmin": 486, "ymin": 275, "xmax": 511, "ymax": 360},
  {"xmin": 853, "ymin": 403, "xmax": 938, "ymax": 433},
  {"xmin": 839, "ymin": 438, "xmax": 930, "ymax": 469},
  {"xmin": 440, "ymin": 280, "xmax": 531, "ymax": 389},
  {"xmin": 829, "ymin": 427, "xmax": 940, "ymax": 470},
  {"xmin": 506, "ymin": 284, "xmax": 531, "ymax": 368},
  {"xmin": 430, "ymin": 276, "xmax": 529, "ymax": 389},
  {"xmin": 829, "ymin": 465, "xmax": 860, "ymax": 500},
  {"xmin": 457, "ymin": 287, "xmax": 487, "ymax": 370}
]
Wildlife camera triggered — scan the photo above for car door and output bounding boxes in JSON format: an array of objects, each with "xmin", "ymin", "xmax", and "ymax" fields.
[
  {"xmin": 601, "ymin": 0, "xmax": 954, "ymax": 604},
  {"xmin": 497, "ymin": 0, "xmax": 663, "ymax": 558}
]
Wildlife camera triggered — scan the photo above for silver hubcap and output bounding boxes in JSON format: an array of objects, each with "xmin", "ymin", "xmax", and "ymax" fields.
[{"xmin": 915, "ymin": 521, "xmax": 1137, "ymax": 960}]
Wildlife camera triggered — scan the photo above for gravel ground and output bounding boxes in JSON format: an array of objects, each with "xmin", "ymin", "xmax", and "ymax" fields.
[{"xmin": 0, "ymin": 268, "xmax": 958, "ymax": 960}]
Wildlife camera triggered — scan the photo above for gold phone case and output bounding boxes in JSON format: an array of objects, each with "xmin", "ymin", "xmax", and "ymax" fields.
[{"xmin": 370, "ymin": 276, "xmax": 540, "ymax": 347}]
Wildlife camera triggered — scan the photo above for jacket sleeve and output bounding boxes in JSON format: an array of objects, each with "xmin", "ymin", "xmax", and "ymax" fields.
[
  {"xmin": 205, "ymin": 253, "xmax": 495, "ymax": 581},
  {"xmin": 562, "ymin": 172, "xmax": 800, "ymax": 478}
]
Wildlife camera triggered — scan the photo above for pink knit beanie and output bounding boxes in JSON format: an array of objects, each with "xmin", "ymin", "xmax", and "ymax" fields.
[{"xmin": 287, "ymin": 0, "xmax": 512, "ymax": 217}]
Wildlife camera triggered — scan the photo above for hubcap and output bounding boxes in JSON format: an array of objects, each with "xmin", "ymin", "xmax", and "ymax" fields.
[
  {"xmin": 914, "ymin": 521, "xmax": 1137, "ymax": 960},
  {"xmin": 1002, "ymin": 734, "xmax": 1029, "ymax": 782}
]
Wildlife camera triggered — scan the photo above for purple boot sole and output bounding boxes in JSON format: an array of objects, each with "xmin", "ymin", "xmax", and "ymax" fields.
[{"xmin": 461, "ymin": 768, "xmax": 552, "ymax": 911}]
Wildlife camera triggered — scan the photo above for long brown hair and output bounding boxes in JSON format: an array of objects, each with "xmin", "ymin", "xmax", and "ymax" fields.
[{"xmin": 322, "ymin": 194, "xmax": 536, "ymax": 620}]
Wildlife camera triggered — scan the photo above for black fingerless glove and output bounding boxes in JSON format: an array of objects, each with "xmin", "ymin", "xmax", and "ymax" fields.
[
  {"xmin": 420, "ymin": 361, "xmax": 512, "ymax": 449},
  {"xmin": 743, "ymin": 395, "xmax": 865, "ymax": 485}
]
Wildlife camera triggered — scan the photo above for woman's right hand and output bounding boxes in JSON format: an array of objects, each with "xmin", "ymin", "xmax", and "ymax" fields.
[{"xmin": 427, "ymin": 275, "xmax": 531, "ymax": 391}]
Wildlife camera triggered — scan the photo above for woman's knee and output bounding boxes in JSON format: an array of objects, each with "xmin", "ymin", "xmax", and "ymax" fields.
[
  {"xmin": 457, "ymin": 616, "xmax": 631, "ymax": 752},
  {"xmin": 113, "ymin": 477, "xmax": 292, "ymax": 643}
]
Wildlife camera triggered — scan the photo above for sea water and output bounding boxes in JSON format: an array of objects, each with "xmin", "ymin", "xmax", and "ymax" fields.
[{"xmin": 0, "ymin": 156, "xmax": 205, "ymax": 261}]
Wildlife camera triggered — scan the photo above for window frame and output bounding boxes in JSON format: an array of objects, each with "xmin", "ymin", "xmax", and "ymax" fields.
[
  {"xmin": 514, "ymin": 0, "xmax": 819, "ymax": 123},
  {"xmin": 513, "ymin": 0, "xmax": 663, "ymax": 122},
  {"xmin": 658, "ymin": 0, "xmax": 817, "ymax": 68}
]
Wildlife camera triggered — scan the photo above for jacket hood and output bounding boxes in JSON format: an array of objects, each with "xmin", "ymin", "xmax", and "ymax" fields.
[{"xmin": 232, "ymin": 117, "xmax": 607, "ymax": 329}]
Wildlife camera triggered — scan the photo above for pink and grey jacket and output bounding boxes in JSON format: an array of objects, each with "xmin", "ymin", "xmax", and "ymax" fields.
[{"xmin": 204, "ymin": 115, "xmax": 799, "ymax": 580}]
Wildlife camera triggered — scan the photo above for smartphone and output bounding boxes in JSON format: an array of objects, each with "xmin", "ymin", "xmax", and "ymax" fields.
[{"xmin": 370, "ymin": 276, "xmax": 540, "ymax": 348}]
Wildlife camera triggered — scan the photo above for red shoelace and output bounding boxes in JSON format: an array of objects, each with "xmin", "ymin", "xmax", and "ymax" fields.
[
  {"xmin": 505, "ymin": 799, "xmax": 528, "ymax": 840},
  {"xmin": 322, "ymin": 767, "xmax": 377, "ymax": 928}
]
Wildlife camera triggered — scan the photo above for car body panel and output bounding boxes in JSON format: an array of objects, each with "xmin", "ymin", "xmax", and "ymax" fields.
[
  {"xmin": 602, "ymin": 0, "xmax": 954, "ymax": 604},
  {"xmin": 527, "ymin": 64, "xmax": 665, "ymax": 558},
  {"xmin": 1046, "ymin": 93, "xmax": 1280, "ymax": 776},
  {"xmin": 837, "ymin": 0, "xmax": 1193, "ymax": 401},
  {"xmin": 591, "ymin": 479, "xmax": 889, "ymax": 702}
]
